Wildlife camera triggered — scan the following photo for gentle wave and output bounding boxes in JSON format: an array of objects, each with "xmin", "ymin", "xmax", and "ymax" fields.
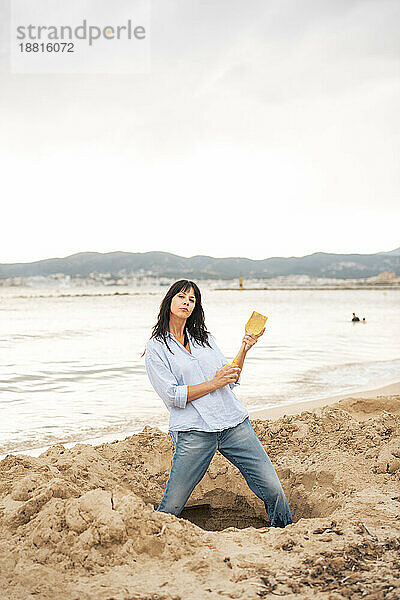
[
  {"xmin": 0, "ymin": 291, "xmax": 159, "ymax": 300},
  {"xmin": 0, "ymin": 414, "xmax": 169, "ymax": 458}
]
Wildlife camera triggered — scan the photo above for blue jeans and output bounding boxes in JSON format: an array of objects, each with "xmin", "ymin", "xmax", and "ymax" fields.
[{"xmin": 157, "ymin": 417, "xmax": 292, "ymax": 528}]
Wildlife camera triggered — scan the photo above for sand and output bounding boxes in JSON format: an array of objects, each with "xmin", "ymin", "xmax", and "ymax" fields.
[
  {"xmin": 1, "ymin": 390, "xmax": 400, "ymax": 599},
  {"xmin": 249, "ymin": 380, "xmax": 400, "ymax": 420}
]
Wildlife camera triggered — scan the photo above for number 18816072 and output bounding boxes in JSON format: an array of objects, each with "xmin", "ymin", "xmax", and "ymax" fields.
[{"xmin": 19, "ymin": 43, "xmax": 75, "ymax": 52}]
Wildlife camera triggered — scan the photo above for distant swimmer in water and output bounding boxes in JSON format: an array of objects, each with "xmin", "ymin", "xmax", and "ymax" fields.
[{"xmin": 352, "ymin": 312, "xmax": 360, "ymax": 322}]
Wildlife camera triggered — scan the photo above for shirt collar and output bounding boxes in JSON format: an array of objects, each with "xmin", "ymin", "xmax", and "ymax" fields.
[
  {"xmin": 167, "ymin": 330, "xmax": 192, "ymax": 339},
  {"xmin": 167, "ymin": 331, "xmax": 195, "ymax": 357}
]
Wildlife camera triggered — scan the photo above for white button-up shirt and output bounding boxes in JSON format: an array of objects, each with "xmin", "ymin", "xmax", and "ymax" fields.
[{"xmin": 145, "ymin": 331, "xmax": 248, "ymax": 445}]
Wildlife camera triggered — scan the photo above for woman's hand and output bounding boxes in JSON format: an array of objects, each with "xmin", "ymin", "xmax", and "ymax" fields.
[
  {"xmin": 212, "ymin": 364, "xmax": 241, "ymax": 390},
  {"xmin": 243, "ymin": 327, "xmax": 265, "ymax": 352}
]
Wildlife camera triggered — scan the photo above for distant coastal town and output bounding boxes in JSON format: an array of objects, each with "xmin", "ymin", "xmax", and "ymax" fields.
[
  {"xmin": 1, "ymin": 270, "xmax": 399, "ymax": 291},
  {"xmin": 1, "ymin": 248, "xmax": 399, "ymax": 291}
]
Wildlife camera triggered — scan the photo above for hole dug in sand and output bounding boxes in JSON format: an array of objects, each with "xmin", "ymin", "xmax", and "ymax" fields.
[
  {"xmin": 170, "ymin": 467, "xmax": 340, "ymax": 531},
  {"xmin": 180, "ymin": 494, "xmax": 268, "ymax": 531}
]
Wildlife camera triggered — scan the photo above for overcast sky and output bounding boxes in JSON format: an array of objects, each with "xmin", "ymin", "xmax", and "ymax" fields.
[{"xmin": 1, "ymin": 0, "xmax": 399, "ymax": 263}]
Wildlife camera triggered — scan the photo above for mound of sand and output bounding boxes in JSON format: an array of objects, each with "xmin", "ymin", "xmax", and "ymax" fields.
[
  {"xmin": 1, "ymin": 395, "xmax": 399, "ymax": 599},
  {"xmin": 335, "ymin": 394, "xmax": 400, "ymax": 420}
]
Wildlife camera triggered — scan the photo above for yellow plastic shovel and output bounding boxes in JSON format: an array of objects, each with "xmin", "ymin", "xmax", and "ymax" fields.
[{"xmin": 232, "ymin": 311, "xmax": 268, "ymax": 364}]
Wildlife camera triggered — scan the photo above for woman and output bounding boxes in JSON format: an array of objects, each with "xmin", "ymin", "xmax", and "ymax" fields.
[{"xmin": 145, "ymin": 280, "xmax": 292, "ymax": 528}]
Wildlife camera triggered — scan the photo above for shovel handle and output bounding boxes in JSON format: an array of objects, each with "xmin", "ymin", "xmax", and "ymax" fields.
[{"xmin": 232, "ymin": 341, "xmax": 247, "ymax": 365}]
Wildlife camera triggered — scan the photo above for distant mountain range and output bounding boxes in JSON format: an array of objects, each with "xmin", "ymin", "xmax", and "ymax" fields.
[{"xmin": 0, "ymin": 248, "xmax": 399, "ymax": 280}]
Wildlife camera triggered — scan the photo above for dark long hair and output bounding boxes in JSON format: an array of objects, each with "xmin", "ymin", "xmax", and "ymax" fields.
[{"xmin": 150, "ymin": 280, "xmax": 211, "ymax": 353}]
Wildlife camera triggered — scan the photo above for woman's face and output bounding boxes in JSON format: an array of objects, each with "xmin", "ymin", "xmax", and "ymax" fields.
[{"xmin": 170, "ymin": 287, "xmax": 196, "ymax": 319}]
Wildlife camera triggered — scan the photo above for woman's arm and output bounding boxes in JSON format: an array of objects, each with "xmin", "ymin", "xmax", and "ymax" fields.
[
  {"xmin": 187, "ymin": 364, "xmax": 241, "ymax": 402},
  {"xmin": 145, "ymin": 346, "xmax": 241, "ymax": 407},
  {"xmin": 233, "ymin": 346, "xmax": 247, "ymax": 371},
  {"xmin": 145, "ymin": 349, "xmax": 188, "ymax": 409},
  {"xmin": 233, "ymin": 327, "xmax": 266, "ymax": 372}
]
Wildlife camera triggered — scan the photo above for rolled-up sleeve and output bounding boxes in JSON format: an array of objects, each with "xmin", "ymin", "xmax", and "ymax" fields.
[
  {"xmin": 229, "ymin": 374, "xmax": 241, "ymax": 389},
  {"xmin": 145, "ymin": 349, "xmax": 188, "ymax": 409},
  {"xmin": 229, "ymin": 375, "xmax": 241, "ymax": 388}
]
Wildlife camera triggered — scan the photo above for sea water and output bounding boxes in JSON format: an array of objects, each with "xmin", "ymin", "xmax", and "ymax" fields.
[{"xmin": 1, "ymin": 286, "xmax": 399, "ymax": 456}]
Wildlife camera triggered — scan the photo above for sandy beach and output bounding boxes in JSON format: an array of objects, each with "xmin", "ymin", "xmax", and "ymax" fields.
[
  {"xmin": 1, "ymin": 385, "xmax": 399, "ymax": 599},
  {"xmin": 249, "ymin": 380, "xmax": 400, "ymax": 420}
]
